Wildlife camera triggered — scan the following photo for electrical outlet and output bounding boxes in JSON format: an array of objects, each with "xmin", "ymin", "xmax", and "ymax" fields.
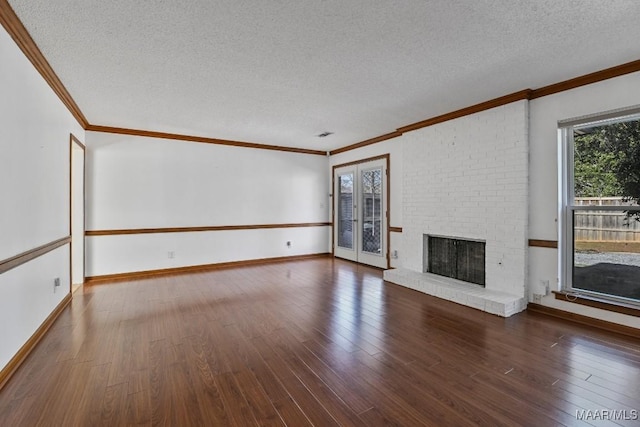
[
  {"xmin": 392, "ymin": 250, "xmax": 398, "ymax": 259},
  {"xmin": 286, "ymin": 241, "xmax": 291, "ymax": 248},
  {"xmin": 168, "ymin": 251, "xmax": 175, "ymax": 259},
  {"xmin": 533, "ymin": 294, "xmax": 542, "ymax": 304},
  {"xmin": 53, "ymin": 277, "xmax": 60, "ymax": 293}
]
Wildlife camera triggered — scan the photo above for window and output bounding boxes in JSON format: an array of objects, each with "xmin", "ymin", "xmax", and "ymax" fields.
[{"xmin": 560, "ymin": 109, "xmax": 640, "ymax": 304}]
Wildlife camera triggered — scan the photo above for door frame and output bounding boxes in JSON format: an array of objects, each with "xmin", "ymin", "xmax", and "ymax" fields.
[
  {"xmin": 333, "ymin": 164, "xmax": 358, "ymax": 263},
  {"xmin": 69, "ymin": 133, "xmax": 86, "ymax": 292},
  {"xmin": 332, "ymin": 154, "xmax": 391, "ymax": 269}
]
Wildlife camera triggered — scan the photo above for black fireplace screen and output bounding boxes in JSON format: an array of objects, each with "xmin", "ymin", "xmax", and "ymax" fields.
[{"xmin": 427, "ymin": 236, "xmax": 485, "ymax": 286}]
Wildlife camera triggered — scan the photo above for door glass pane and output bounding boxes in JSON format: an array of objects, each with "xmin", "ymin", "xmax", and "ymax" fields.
[
  {"xmin": 361, "ymin": 168, "xmax": 382, "ymax": 255},
  {"xmin": 338, "ymin": 173, "xmax": 354, "ymax": 249}
]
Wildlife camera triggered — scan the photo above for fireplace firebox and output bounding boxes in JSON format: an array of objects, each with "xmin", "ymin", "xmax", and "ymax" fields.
[{"xmin": 424, "ymin": 235, "xmax": 485, "ymax": 286}]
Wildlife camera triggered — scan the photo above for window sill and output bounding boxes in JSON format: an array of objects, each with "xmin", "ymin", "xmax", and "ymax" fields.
[{"xmin": 553, "ymin": 291, "xmax": 640, "ymax": 318}]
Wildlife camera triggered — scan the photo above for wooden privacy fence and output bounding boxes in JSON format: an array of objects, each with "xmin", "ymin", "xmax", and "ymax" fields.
[{"xmin": 575, "ymin": 197, "xmax": 640, "ymax": 242}]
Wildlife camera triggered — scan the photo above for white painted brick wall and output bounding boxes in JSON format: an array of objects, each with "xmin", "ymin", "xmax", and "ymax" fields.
[{"xmin": 401, "ymin": 101, "xmax": 528, "ymax": 298}]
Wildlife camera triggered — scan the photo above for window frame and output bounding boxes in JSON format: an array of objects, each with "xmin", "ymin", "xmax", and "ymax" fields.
[{"xmin": 559, "ymin": 108, "xmax": 640, "ymax": 306}]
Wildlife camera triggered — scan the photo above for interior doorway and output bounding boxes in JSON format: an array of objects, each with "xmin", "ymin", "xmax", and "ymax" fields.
[
  {"xmin": 70, "ymin": 134, "xmax": 85, "ymax": 292},
  {"xmin": 333, "ymin": 155, "xmax": 389, "ymax": 269}
]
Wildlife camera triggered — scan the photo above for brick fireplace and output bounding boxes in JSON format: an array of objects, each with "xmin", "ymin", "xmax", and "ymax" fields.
[{"xmin": 383, "ymin": 101, "xmax": 528, "ymax": 317}]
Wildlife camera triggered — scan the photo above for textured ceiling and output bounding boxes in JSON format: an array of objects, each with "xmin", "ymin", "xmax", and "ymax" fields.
[{"xmin": 7, "ymin": 0, "xmax": 640, "ymax": 151}]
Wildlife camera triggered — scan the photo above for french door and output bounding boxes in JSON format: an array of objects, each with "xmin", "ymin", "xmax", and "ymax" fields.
[{"xmin": 334, "ymin": 158, "xmax": 388, "ymax": 268}]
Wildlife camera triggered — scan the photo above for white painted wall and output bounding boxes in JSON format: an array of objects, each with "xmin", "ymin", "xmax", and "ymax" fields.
[
  {"xmin": 0, "ymin": 26, "xmax": 84, "ymax": 372},
  {"xmin": 0, "ymin": 247, "xmax": 70, "ymax": 369},
  {"xmin": 529, "ymin": 71, "xmax": 640, "ymax": 328},
  {"xmin": 329, "ymin": 138, "xmax": 403, "ymax": 268},
  {"xmin": 0, "ymin": 30, "xmax": 84, "ymax": 260},
  {"xmin": 85, "ymin": 131, "xmax": 330, "ymax": 276},
  {"xmin": 86, "ymin": 228, "xmax": 329, "ymax": 276}
]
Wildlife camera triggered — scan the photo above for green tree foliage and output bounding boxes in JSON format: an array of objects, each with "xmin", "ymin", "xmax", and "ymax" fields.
[
  {"xmin": 574, "ymin": 119, "xmax": 640, "ymax": 220},
  {"xmin": 574, "ymin": 132, "xmax": 621, "ymax": 197}
]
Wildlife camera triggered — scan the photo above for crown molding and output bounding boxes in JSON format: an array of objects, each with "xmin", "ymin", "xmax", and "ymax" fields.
[
  {"xmin": 86, "ymin": 125, "xmax": 327, "ymax": 156},
  {"xmin": 329, "ymin": 90, "xmax": 532, "ymax": 156},
  {"xmin": 0, "ymin": 1, "xmax": 326, "ymax": 155},
  {"xmin": 330, "ymin": 131, "xmax": 403, "ymax": 155},
  {"xmin": 530, "ymin": 59, "xmax": 640, "ymax": 100},
  {"xmin": 4, "ymin": 1, "xmax": 640, "ymax": 157},
  {"xmin": 397, "ymin": 89, "xmax": 533, "ymax": 134},
  {"xmin": 0, "ymin": 0, "xmax": 88, "ymax": 128},
  {"xmin": 331, "ymin": 58, "xmax": 640, "ymax": 155}
]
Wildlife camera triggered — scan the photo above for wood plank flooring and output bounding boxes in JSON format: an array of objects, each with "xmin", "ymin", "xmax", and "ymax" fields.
[{"xmin": 1, "ymin": 257, "xmax": 639, "ymax": 426}]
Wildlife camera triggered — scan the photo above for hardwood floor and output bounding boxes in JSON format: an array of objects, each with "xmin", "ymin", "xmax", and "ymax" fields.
[{"xmin": 1, "ymin": 257, "xmax": 639, "ymax": 426}]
